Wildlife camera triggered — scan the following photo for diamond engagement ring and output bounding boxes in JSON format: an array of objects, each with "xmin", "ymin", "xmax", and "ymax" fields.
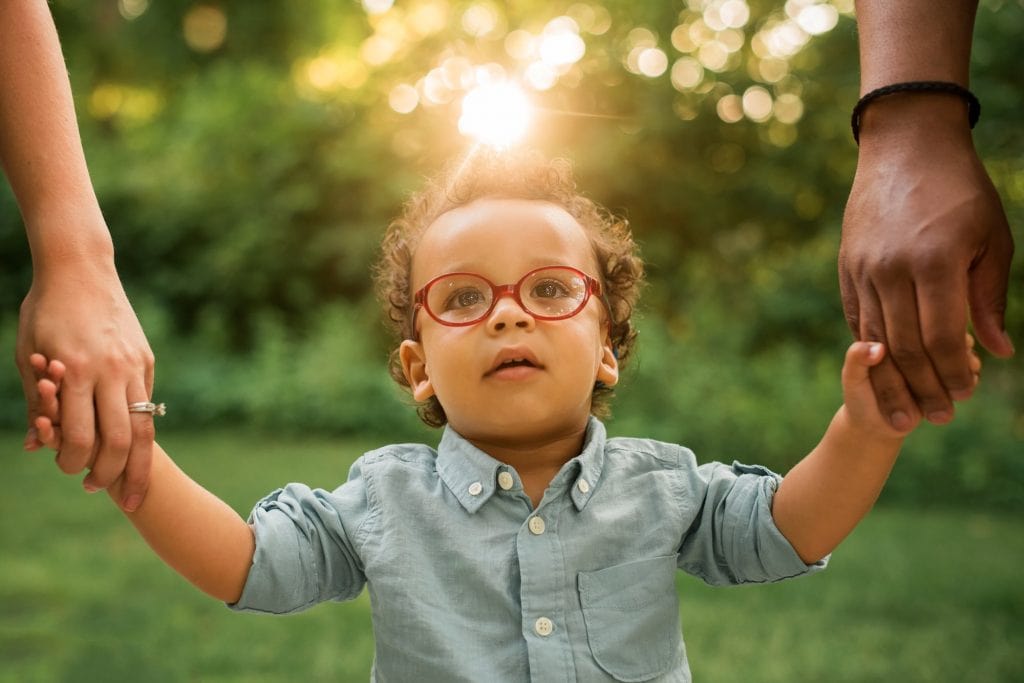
[{"xmin": 128, "ymin": 401, "xmax": 167, "ymax": 416}]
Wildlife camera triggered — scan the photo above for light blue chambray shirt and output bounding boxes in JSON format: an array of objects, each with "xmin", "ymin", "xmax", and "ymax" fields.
[{"xmin": 231, "ymin": 417, "xmax": 826, "ymax": 682}]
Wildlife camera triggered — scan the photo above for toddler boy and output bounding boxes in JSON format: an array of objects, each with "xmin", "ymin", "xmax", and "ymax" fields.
[{"xmin": 31, "ymin": 150, "xmax": 980, "ymax": 682}]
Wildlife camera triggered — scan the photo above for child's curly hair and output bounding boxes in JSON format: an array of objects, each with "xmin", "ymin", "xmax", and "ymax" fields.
[{"xmin": 374, "ymin": 148, "xmax": 645, "ymax": 428}]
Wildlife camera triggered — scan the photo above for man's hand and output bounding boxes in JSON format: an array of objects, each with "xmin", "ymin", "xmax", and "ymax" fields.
[
  {"xmin": 841, "ymin": 102, "xmax": 1014, "ymax": 430},
  {"xmin": 18, "ymin": 259, "xmax": 156, "ymax": 512}
]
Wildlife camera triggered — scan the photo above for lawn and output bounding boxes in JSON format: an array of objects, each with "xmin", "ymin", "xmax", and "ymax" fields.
[{"xmin": 2, "ymin": 429, "xmax": 1021, "ymax": 682}]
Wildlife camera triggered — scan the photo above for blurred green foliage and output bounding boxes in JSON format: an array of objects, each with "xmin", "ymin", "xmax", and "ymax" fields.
[{"xmin": 1, "ymin": 0, "xmax": 1021, "ymax": 508}]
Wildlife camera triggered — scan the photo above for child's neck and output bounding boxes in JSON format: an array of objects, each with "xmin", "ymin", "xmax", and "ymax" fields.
[{"xmin": 467, "ymin": 426, "xmax": 588, "ymax": 508}]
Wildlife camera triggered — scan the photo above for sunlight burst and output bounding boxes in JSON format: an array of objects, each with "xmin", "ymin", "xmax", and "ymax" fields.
[{"xmin": 458, "ymin": 82, "xmax": 532, "ymax": 147}]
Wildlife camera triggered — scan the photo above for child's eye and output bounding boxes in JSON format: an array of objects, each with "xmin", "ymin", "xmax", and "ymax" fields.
[
  {"xmin": 445, "ymin": 288, "xmax": 487, "ymax": 310},
  {"xmin": 531, "ymin": 280, "xmax": 571, "ymax": 299}
]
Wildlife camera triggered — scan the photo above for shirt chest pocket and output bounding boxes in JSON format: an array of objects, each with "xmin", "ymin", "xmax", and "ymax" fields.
[{"xmin": 577, "ymin": 555, "xmax": 683, "ymax": 682}]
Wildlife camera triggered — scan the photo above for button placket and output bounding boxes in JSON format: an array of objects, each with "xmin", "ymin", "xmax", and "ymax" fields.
[{"xmin": 518, "ymin": 498, "xmax": 571, "ymax": 679}]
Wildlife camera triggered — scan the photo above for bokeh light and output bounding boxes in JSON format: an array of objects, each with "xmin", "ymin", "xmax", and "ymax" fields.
[
  {"xmin": 118, "ymin": 0, "xmax": 149, "ymax": 21},
  {"xmin": 742, "ymin": 86, "xmax": 773, "ymax": 121},
  {"xmin": 539, "ymin": 18, "xmax": 586, "ymax": 67},
  {"xmin": 716, "ymin": 93, "xmax": 743, "ymax": 123},
  {"xmin": 462, "ymin": 4, "xmax": 501, "ymax": 38},
  {"xmin": 671, "ymin": 57, "xmax": 704, "ymax": 91},
  {"xmin": 637, "ymin": 48, "xmax": 669, "ymax": 77},
  {"xmin": 773, "ymin": 92, "xmax": 804, "ymax": 124},
  {"xmin": 388, "ymin": 84, "xmax": 419, "ymax": 113},
  {"xmin": 332, "ymin": 0, "xmax": 851, "ymax": 137},
  {"xmin": 183, "ymin": 5, "xmax": 227, "ymax": 53},
  {"xmin": 361, "ymin": 0, "xmax": 394, "ymax": 15},
  {"xmin": 406, "ymin": 1, "xmax": 448, "ymax": 37}
]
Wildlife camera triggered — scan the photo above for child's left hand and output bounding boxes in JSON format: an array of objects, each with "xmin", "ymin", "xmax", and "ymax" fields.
[
  {"xmin": 842, "ymin": 335, "xmax": 981, "ymax": 439},
  {"xmin": 29, "ymin": 352, "xmax": 67, "ymax": 453}
]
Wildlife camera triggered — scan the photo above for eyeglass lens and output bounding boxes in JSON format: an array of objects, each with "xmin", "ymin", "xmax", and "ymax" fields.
[{"xmin": 425, "ymin": 267, "xmax": 589, "ymax": 324}]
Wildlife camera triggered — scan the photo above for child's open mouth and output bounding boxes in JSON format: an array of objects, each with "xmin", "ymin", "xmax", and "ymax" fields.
[{"xmin": 486, "ymin": 349, "xmax": 543, "ymax": 377}]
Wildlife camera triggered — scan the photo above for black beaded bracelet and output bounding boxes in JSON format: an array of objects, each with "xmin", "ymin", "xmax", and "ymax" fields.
[{"xmin": 851, "ymin": 81, "xmax": 981, "ymax": 144}]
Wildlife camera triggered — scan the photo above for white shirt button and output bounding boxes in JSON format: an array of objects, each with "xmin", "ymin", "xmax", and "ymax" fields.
[
  {"xmin": 534, "ymin": 617, "xmax": 554, "ymax": 637},
  {"xmin": 577, "ymin": 479, "xmax": 590, "ymax": 494},
  {"xmin": 497, "ymin": 471, "xmax": 514, "ymax": 490},
  {"xmin": 528, "ymin": 516, "xmax": 546, "ymax": 535},
  {"xmin": 468, "ymin": 482, "xmax": 483, "ymax": 496}
]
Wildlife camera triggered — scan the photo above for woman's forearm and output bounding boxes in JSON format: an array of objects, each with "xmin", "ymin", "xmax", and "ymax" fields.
[{"xmin": 0, "ymin": 0, "xmax": 112, "ymax": 265}]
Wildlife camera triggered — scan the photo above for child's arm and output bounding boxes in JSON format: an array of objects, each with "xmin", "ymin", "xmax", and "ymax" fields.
[
  {"xmin": 772, "ymin": 340, "xmax": 979, "ymax": 564},
  {"xmin": 34, "ymin": 356, "xmax": 255, "ymax": 603}
]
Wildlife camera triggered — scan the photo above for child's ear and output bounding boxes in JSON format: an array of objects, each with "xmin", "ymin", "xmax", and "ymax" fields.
[
  {"xmin": 596, "ymin": 336, "xmax": 619, "ymax": 387},
  {"xmin": 399, "ymin": 340, "xmax": 435, "ymax": 401}
]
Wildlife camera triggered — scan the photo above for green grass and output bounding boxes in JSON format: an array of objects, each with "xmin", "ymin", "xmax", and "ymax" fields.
[{"xmin": 2, "ymin": 430, "xmax": 1022, "ymax": 682}]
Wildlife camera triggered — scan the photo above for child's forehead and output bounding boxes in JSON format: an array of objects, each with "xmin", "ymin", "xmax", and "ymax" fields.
[{"xmin": 411, "ymin": 198, "xmax": 597, "ymax": 282}]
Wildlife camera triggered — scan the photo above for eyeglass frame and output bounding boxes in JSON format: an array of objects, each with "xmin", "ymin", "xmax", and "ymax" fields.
[{"xmin": 410, "ymin": 265, "xmax": 609, "ymax": 340}]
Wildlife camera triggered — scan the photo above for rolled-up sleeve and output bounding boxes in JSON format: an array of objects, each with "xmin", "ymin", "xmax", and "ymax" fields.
[
  {"xmin": 677, "ymin": 460, "xmax": 827, "ymax": 586},
  {"xmin": 230, "ymin": 460, "xmax": 373, "ymax": 615}
]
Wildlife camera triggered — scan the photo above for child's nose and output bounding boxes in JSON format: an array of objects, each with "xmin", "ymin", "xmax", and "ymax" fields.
[{"xmin": 486, "ymin": 295, "xmax": 535, "ymax": 334}]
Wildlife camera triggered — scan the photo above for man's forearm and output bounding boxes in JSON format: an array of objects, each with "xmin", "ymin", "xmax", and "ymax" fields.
[{"xmin": 856, "ymin": 0, "xmax": 978, "ymax": 92}]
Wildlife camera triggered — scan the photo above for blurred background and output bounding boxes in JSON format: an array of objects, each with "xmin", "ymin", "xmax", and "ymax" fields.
[{"xmin": 1, "ymin": 0, "xmax": 1021, "ymax": 680}]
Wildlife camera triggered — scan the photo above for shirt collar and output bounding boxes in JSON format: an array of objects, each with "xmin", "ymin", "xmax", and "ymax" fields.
[{"xmin": 436, "ymin": 416, "xmax": 607, "ymax": 514}]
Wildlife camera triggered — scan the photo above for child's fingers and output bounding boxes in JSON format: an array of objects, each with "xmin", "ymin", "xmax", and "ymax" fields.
[
  {"xmin": 36, "ymin": 378, "xmax": 61, "ymax": 422},
  {"xmin": 968, "ymin": 350, "xmax": 982, "ymax": 375},
  {"xmin": 841, "ymin": 341, "xmax": 883, "ymax": 393},
  {"xmin": 47, "ymin": 359, "xmax": 66, "ymax": 390},
  {"xmin": 843, "ymin": 341, "xmax": 918, "ymax": 435},
  {"xmin": 843, "ymin": 341, "xmax": 885, "ymax": 378},
  {"xmin": 34, "ymin": 416, "xmax": 62, "ymax": 450},
  {"xmin": 963, "ymin": 333, "xmax": 982, "ymax": 391},
  {"xmin": 29, "ymin": 353, "xmax": 49, "ymax": 376}
]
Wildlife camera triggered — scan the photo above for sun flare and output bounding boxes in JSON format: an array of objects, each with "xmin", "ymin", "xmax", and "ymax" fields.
[{"xmin": 457, "ymin": 82, "xmax": 532, "ymax": 148}]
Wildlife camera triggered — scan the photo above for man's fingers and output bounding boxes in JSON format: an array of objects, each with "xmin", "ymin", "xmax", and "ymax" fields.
[
  {"xmin": 118, "ymin": 381, "xmax": 155, "ymax": 513},
  {"xmin": 837, "ymin": 255, "xmax": 861, "ymax": 337},
  {"xmin": 82, "ymin": 381, "xmax": 132, "ymax": 492},
  {"xmin": 857, "ymin": 282, "xmax": 919, "ymax": 431},
  {"xmin": 917, "ymin": 269, "xmax": 973, "ymax": 402},
  {"xmin": 968, "ymin": 221, "xmax": 1015, "ymax": 358},
  {"xmin": 875, "ymin": 274, "xmax": 956, "ymax": 423}
]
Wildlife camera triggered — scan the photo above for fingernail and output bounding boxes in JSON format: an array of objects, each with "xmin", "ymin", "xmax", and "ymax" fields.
[
  {"xmin": 123, "ymin": 495, "xmax": 142, "ymax": 513},
  {"xmin": 950, "ymin": 388, "xmax": 973, "ymax": 401},
  {"xmin": 1001, "ymin": 331, "xmax": 1015, "ymax": 355},
  {"xmin": 890, "ymin": 411, "xmax": 912, "ymax": 431},
  {"xmin": 23, "ymin": 427, "xmax": 38, "ymax": 449},
  {"xmin": 927, "ymin": 411, "xmax": 952, "ymax": 424},
  {"xmin": 83, "ymin": 482, "xmax": 99, "ymax": 493},
  {"xmin": 868, "ymin": 342, "xmax": 883, "ymax": 358}
]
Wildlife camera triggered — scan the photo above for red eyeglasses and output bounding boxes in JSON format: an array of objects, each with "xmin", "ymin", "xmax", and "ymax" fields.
[{"xmin": 412, "ymin": 265, "xmax": 604, "ymax": 337}]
